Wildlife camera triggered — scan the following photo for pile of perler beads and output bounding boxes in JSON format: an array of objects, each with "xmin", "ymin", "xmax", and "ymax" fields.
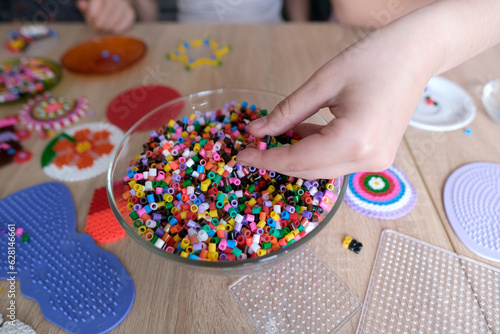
[{"xmin": 121, "ymin": 101, "xmax": 341, "ymax": 261}]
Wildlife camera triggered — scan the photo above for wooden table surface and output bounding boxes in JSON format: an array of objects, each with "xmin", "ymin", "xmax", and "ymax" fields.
[{"xmin": 1, "ymin": 23, "xmax": 499, "ymax": 334}]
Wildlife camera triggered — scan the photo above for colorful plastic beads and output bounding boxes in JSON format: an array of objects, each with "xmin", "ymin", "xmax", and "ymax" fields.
[
  {"xmin": 0, "ymin": 58, "xmax": 56, "ymax": 103},
  {"xmin": 121, "ymin": 101, "xmax": 342, "ymax": 261},
  {"xmin": 342, "ymin": 236, "xmax": 363, "ymax": 254}
]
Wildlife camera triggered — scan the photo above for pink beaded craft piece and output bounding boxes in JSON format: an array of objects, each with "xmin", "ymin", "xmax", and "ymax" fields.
[
  {"xmin": 344, "ymin": 165, "xmax": 417, "ymax": 220},
  {"xmin": 19, "ymin": 92, "xmax": 89, "ymax": 136}
]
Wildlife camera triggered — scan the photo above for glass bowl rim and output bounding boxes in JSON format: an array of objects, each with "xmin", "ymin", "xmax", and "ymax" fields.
[{"xmin": 107, "ymin": 87, "xmax": 348, "ymax": 269}]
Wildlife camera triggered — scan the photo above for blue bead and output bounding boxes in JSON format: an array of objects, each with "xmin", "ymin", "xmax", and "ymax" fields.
[
  {"xmin": 101, "ymin": 50, "xmax": 109, "ymax": 58},
  {"xmin": 241, "ymin": 101, "xmax": 248, "ymax": 108},
  {"xmin": 188, "ymin": 254, "xmax": 198, "ymax": 260},
  {"xmin": 112, "ymin": 54, "xmax": 120, "ymax": 63},
  {"xmin": 227, "ymin": 240, "xmax": 237, "ymax": 248},
  {"xmin": 147, "ymin": 194, "xmax": 155, "ymax": 203},
  {"xmin": 143, "ymin": 205, "xmax": 152, "ymax": 214}
]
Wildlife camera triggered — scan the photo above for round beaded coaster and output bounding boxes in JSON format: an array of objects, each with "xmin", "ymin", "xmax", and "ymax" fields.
[
  {"xmin": 41, "ymin": 122, "xmax": 124, "ymax": 182},
  {"xmin": 344, "ymin": 165, "xmax": 417, "ymax": 220}
]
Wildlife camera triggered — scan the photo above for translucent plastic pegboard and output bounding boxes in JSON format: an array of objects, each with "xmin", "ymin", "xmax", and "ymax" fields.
[
  {"xmin": 229, "ymin": 248, "xmax": 362, "ymax": 334},
  {"xmin": 357, "ymin": 230, "xmax": 500, "ymax": 334}
]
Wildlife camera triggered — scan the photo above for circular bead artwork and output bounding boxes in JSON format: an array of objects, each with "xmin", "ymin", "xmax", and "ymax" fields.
[
  {"xmin": 19, "ymin": 92, "xmax": 89, "ymax": 134},
  {"xmin": 41, "ymin": 122, "xmax": 123, "ymax": 182},
  {"xmin": 5, "ymin": 25, "xmax": 58, "ymax": 54},
  {"xmin": 444, "ymin": 162, "xmax": 500, "ymax": 261},
  {"xmin": 0, "ymin": 57, "xmax": 61, "ymax": 104},
  {"xmin": 344, "ymin": 165, "xmax": 417, "ymax": 220}
]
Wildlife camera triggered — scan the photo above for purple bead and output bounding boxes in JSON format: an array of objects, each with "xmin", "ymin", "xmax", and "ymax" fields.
[
  {"xmin": 193, "ymin": 243, "xmax": 203, "ymax": 251},
  {"xmin": 167, "ymin": 188, "xmax": 175, "ymax": 195},
  {"xmin": 256, "ymin": 228, "xmax": 264, "ymax": 235},
  {"xmin": 187, "ymin": 220, "xmax": 197, "ymax": 228},
  {"xmin": 155, "ymin": 228, "xmax": 165, "ymax": 238},
  {"xmin": 302, "ymin": 210, "xmax": 312, "ymax": 219},
  {"xmin": 133, "ymin": 204, "xmax": 142, "ymax": 211},
  {"xmin": 0, "ymin": 227, "xmax": 7, "ymax": 235},
  {"xmin": 172, "ymin": 174, "xmax": 181, "ymax": 182},
  {"xmin": 198, "ymin": 194, "xmax": 206, "ymax": 202},
  {"xmin": 150, "ymin": 130, "xmax": 159, "ymax": 137},
  {"xmin": 279, "ymin": 184, "xmax": 287, "ymax": 193},
  {"xmin": 234, "ymin": 222, "xmax": 242, "ymax": 232},
  {"xmin": 152, "ymin": 213, "xmax": 162, "ymax": 221},
  {"xmin": 219, "ymin": 254, "xmax": 228, "ymax": 261},
  {"xmin": 189, "ymin": 194, "xmax": 197, "ymax": 201},
  {"xmin": 263, "ymin": 200, "xmax": 272, "ymax": 207},
  {"xmin": 314, "ymin": 191, "xmax": 324, "ymax": 201}
]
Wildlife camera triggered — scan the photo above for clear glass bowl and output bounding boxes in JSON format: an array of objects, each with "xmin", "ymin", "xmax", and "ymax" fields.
[{"xmin": 107, "ymin": 88, "xmax": 347, "ymax": 275}]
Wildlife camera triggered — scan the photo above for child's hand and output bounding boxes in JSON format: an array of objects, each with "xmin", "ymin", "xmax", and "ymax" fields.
[
  {"xmin": 236, "ymin": 25, "xmax": 434, "ymax": 180},
  {"xmin": 237, "ymin": 0, "xmax": 500, "ymax": 180},
  {"xmin": 77, "ymin": 0, "xmax": 136, "ymax": 33}
]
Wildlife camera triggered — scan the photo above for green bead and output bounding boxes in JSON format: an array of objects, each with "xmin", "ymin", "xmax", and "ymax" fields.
[
  {"xmin": 208, "ymin": 171, "xmax": 216, "ymax": 179},
  {"xmin": 237, "ymin": 204, "xmax": 247, "ymax": 212},
  {"xmin": 252, "ymin": 206, "xmax": 261, "ymax": 214},
  {"xmin": 129, "ymin": 211, "xmax": 139, "ymax": 220},
  {"xmin": 232, "ymin": 247, "xmax": 242, "ymax": 257},
  {"xmin": 150, "ymin": 235, "xmax": 159, "ymax": 244},
  {"xmin": 164, "ymin": 202, "xmax": 173, "ymax": 210},
  {"xmin": 182, "ymin": 180, "xmax": 192, "ymax": 187},
  {"xmin": 216, "ymin": 201, "xmax": 224, "ymax": 209},
  {"xmin": 247, "ymin": 184, "xmax": 256, "ymax": 192},
  {"xmin": 213, "ymin": 174, "xmax": 222, "ymax": 184},
  {"xmin": 21, "ymin": 234, "xmax": 30, "ymax": 242},
  {"xmin": 261, "ymin": 242, "xmax": 271, "ymax": 249},
  {"xmin": 228, "ymin": 207, "xmax": 237, "ymax": 217},
  {"xmin": 200, "ymin": 139, "xmax": 207, "ymax": 147},
  {"xmin": 212, "ymin": 237, "xmax": 221, "ymax": 244},
  {"xmin": 201, "ymin": 225, "xmax": 211, "ymax": 233},
  {"xmin": 185, "ymin": 167, "xmax": 193, "ymax": 175}
]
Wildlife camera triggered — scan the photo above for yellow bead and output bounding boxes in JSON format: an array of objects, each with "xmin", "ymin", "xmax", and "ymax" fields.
[
  {"xmin": 257, "ymin": 220, "xmax": 266, "ymax": 229},
  {"xmin": 247, "ymin": 198, "xmax": 257, "ymax": 206},
  {"xmin": 342, "ymin": 236, "xmax": 352, "ymax": 248},
  {"xmin": 209, "ymin": 210, "xmax": 218, "ymax": 218},
  {"xmin": 208, "ymin": 243, "xmax": 217, "ymax": 253},
  {"xmin": 180, "ymin": 251, "xmax": 188, "ymax": 258},
  {"xmin": 257, "ymin": 249, "xmax": 267, "ymax": 257},
  {"xmin": 285, "ymin": 233, "xmax": 295, "ymax": 242}
]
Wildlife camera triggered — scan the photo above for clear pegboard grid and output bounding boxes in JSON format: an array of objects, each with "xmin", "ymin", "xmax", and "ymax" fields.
[
  {"xmin": 229, "ymin": 247, "xmax": 362, "ymax": 334},
  {"xmin": 357, "ymin": 230, "xmax": 500, "ymax": 334}
]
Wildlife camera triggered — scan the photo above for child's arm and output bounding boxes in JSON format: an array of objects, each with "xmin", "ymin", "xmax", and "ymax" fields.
[
  {"xmin": 332, "ymin": 0, "xmax": 436, "ymax": 27},
  {"xmin": 76, "ymin": 0, "xmax": 136, "ymax": 32},
  {"xmin": 236, "ymin": 0, "xmax": 500, "ymax": 179}
]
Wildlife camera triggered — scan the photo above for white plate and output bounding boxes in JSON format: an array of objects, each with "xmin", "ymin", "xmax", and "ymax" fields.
[{"xmin": 409, "ymin": 76, "xmax": 476, "ymax": 131}]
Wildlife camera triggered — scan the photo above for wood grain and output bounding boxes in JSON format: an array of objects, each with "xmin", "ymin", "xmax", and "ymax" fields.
[{"xmin": 0, "ymin": 23, "xmax": 497, "ymax": 334}]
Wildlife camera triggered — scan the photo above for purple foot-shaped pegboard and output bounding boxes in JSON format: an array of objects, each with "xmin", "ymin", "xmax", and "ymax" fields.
[{"xmin": 0, "ymin": 182, "xmax": 134, "ymax": 334}]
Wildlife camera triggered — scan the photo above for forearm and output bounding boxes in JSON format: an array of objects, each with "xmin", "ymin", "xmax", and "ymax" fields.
[{"xmin": 360, "ymin": 0, "xmax": 500, "ymax": 79}]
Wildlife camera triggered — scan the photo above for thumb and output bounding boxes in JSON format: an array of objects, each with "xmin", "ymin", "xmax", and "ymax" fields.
[
  {"xmin": 76, "ymin": 0, "xmax": 88, "ymax": 13},
  {"xmin": 248, "ymin": 71, "xmax": 335, "ymax": 138}
]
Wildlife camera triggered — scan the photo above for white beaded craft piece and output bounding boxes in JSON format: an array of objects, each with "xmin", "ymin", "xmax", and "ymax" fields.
[{"xmin": 0, "ymin": 314, "xmax": 36, "ymax": 334}]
